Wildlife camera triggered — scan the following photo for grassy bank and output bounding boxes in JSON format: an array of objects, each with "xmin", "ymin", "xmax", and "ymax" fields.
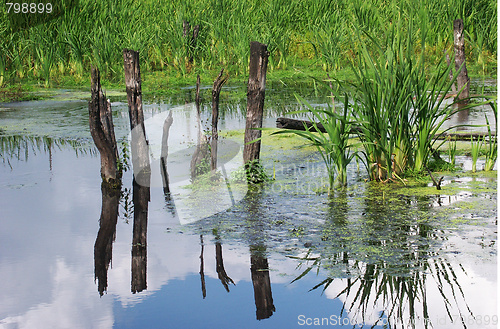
[{"xmin": 0, "ymin": 0, "xmax": 496, "ymax": 95}]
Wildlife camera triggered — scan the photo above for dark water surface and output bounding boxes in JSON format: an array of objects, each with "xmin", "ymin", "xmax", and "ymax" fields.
[{"xmin": 0, "ymin": 83, "xmax": 497, "ymax": 328}]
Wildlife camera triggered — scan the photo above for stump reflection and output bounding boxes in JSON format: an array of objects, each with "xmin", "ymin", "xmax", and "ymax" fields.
[{"xmin": 94, "ymin": 183, "xmax": 120, "ymax": 296}]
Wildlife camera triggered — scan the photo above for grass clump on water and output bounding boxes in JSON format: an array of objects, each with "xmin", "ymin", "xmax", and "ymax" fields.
[{"xmin": 273, "ymin": 13, "xmax": 497, "ymax": 193}]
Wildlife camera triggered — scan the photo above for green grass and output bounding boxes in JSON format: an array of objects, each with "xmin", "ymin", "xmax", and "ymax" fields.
[
  {"xmin": 470, "ymin": 136, "xmax": 484, "ymax": 172},
  {"xmin": 347, "ymin": 16, "xmax": 469, "ymax": 181},
  {"xmin": 269, "ymin": 13, "xmax": 497, "ymax": 189},
  {"xmin": 0, "ymin": 0, "xmax": 496, "ymax": 90}
]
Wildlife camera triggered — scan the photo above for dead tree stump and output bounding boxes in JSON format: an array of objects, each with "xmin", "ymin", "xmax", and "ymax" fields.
[
  {"xmin": 190, "ymin": 75, "xmax": 210, "ymax": 179},
  {"xmin": 243, "ymin": 41, "xmax": 269, "ymax": 164},
  {"xmin": 122, "ymin": 49, "xmax": 150, "ymax": 294},
  {"xmin": 123, "ymin": 49, "xmax": 150, "ymax": 186},
  {"xmin": 211, "ymin": 69, "xmax": 228, "ymax": 171},
  {"xmin": 88, "ymin": 66, "xmax": 120, "ymax": 187},
  {"xmin": 123, "ymin": 49, "xmax": 144, "ymax": 132},
  {"xmin": 454, "ymin": 19, "xmax": 470, "ymax": 102}
]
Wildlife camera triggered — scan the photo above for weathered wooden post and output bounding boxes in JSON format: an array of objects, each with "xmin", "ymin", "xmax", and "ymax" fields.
[
  {"xmin": 88, "ymin": 66, "xmax": 120, "ymax": 187},
  {"xmin": 190, "ymin": 24, "xmax": 200, "ymax": 64},
  {"xmin": 123, "ymin": 48, "xmax": 150, "ymax": 186},
  {"xmin": 243, "ymin": 41, "xmax": 269, "ymax": 164},
  {"xmin": 123, "ymin": 49, "xmax": 145, "ymax": 132},
  {"xmin": 123, "ymin": 49, "xmax": 150, "ymax": 294},
  {"xmin": 190, "ymin": 75, "xmax": 210, "ymax": 179},
  {"xmin": 211, "ymin": 69, "xmax": 228, "ymax": 171},
  {"xmin": 453, "ymin": 19, "xmax": 470, "ymax": 102}
]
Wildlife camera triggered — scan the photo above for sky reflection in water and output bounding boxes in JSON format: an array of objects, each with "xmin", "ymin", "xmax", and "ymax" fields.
[{"xmin": 0, "ymin": 90, "xmax": 497, "ymax": 328}]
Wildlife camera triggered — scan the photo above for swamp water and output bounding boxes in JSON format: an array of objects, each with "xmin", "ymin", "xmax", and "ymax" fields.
[{"xmin": 0, "ymin": 82, "xmax": 497, "ymax": 328}]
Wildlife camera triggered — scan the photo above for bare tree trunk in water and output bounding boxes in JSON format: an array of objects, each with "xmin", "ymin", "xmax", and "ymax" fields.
[
  {"xmin": 211, "ymin": 69, "xmax": 228, "ymax": 172},
  {"xmin": 123, "ymin": 48, "xmax": 150, "ymax": 187},
  {"xmin": 243, "ymin": 42, "xmax": 269, "ymax": 164},
  {"xmin": 123, "ymin": 48, "xmax": 150, "ymax": 294},
  {"xmin": 453, "ymin": 19, "xmax": 470, "ymax": 102},
  {"xmin": 89, "ymin": 66, "xmax": 120, "ymax": 187},
  {"xmin": 191, "ymin": 75, "xmax": 210, "ymax": 179}
]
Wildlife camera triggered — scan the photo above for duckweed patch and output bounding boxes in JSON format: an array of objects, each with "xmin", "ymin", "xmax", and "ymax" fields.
[
  {"xmin": 178, "ymin": 117, "xmax": 496, "ymax": 273},
  {"xmin": 222, "ymin": 128, "xmax": 318, "ymax": 154}
]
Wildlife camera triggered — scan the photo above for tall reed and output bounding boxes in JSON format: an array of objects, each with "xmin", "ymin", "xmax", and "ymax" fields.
[
  {"xmin": 350, "ymin": 16, "xmax": 466, "ymax": 180},
  {"xmin": 0, "ymin": 0, "xmax": 496, "ymax": 86},
  {"xmin": 272, "ymin": 93, "xmax": 359, "ymax": 192},
  {"xmin": 484, "ymin": 101, "xmax": 497, "ymax": 171},
  {"xmin": 470, "ymin": 136, "xmax": 483, "ymax": 173},
  {"xmin": 448, "ymin": 137, "xmax": 457, "ymax": 167}
]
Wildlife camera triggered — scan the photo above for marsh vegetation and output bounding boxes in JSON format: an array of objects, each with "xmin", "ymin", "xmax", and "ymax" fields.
[
  {"xmin": 0, "ymin": 1, "xmax": 497, "ymax": 328},
  {"xmin": 0, "ymin": 0, "xmax": 496, "ymax": 90}
]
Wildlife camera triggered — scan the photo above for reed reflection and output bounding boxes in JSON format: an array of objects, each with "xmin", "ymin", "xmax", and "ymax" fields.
[
  {"xmin": 291, "ymin": 191, "xmax": 471, "ymax": 329},
  {"xmin": 0, "ymin": 135, "xmax": 94, "ymax": 165}
]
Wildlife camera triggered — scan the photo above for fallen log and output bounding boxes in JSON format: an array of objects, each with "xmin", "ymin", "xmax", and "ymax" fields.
[
  {"xmin": 276, "ymin": 117, "xmax": 362, "ymax": 134},
  {"xmin": 276, "ymin": 117, "xmax": 495, "ymax": 141},
  {"xmin": 276, "ymin": 117, "xmax": 326, "ymax": 132},
  {"xmin": 437, "ymin": 131, "xmax": 496, "ymax": 141}
]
